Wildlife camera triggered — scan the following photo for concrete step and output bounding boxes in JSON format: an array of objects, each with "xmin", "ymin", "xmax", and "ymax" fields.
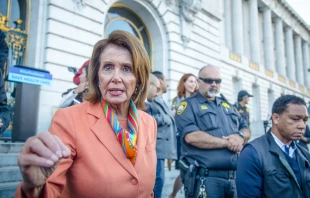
[
  {"xmin": 0, "ymin": 142, "xmax": 24, "ymax": 154},
  {"xmin": 0, "ymin": 182, "xmax": 19, "ymax": 198},
  {"xmin": 0, "ymin": 167, "xmax": 22, "ymax": 183},
  {"xmin": 0, "ymin": 154, "xmax": 19, "ymax": 167}
]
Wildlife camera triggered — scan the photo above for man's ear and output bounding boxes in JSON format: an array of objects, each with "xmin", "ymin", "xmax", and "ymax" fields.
[{"xmin": 272, "ymin": 113, "xmax": 280, "ymax": 125}]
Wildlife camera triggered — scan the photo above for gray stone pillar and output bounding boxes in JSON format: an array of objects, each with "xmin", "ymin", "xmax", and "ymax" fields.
[
  {"xmin": 294, "ymin": 35, "xmax": 304, "ymax": 85},
  {"xmin": 274, "ymin": 18, "xmax": 286, "ymax": 76},
  {"xmin": 285, "ymin": 28, "xmax": 296, "ymax": 81},
  {"xmin": 249, "ymin": 0, "xmax": 260, "ymax": 63},
  {"xmin": 232, "ymin": 0, "xmax": 244, "ymax": 54},
  {"xmin": 262, "ymin": 8, "xmax": 274, "ymax": 70},
  {"xmin": 302, "ymin": 42, "xmax": 310, "ymax": 88},
  {"xmin": 224, "ymin": 0, "xmax": 232, "ymax": 49}
]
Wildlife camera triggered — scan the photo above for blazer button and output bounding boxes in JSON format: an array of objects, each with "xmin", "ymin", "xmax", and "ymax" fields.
[
  {"xmin": 166, "ymin": 138, "xmax": 169, "ymax": 141},
  {"xmin": 131, "ymin": 178, "xmax": 138, "ymax": 185}
]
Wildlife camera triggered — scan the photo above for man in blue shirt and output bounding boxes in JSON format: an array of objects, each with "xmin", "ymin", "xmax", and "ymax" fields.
[{"xmin": 236, "ymin": 95, "xmax": 310, "ymax": 198}]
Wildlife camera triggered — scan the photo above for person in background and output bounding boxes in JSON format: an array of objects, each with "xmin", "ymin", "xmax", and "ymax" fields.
[
  {"xmin": 59, "ymin": 64, "xmax": 88, "ymax": 108},
  {"xmin": 0, "ymin": 70, "xmax": 10, "ymax": 135},
  {"xmin": 0, "ymin": 30, "xmax": 10, "ymax": 135},
  {"xmin": 175, "ymin": 65, "xmax": 250, "ymax": 198},
  {"xmin": 145, "ymin": 73, "xmax": 161, "ymax": 115},
  {"xmin": 234, "ymin": 90, "xmax": 253, "ymax": 127},
  {"xmin": 149, "ymin": 71, "xmax": 177, "ymax": 198},
  {"xmin": 298, "ymin": 124, "xmax": 310, "ymax": 151},
  {"xmin": 73, "ymin": 60, "xmax": 90, "ymax": 85},
  {"xmin": 15, "ymin": 30, "xmax": 157, "ymax": 197},
  {"xmin": 169, "ymin": 73, "xmax": 198, "ymax": 198},
  {"xmin": 236, "ymin": 95, "xmax": 310, "ymax": 198},
  {"xmin": 0, "ymin": 30, "xmax": 8, "ymax": 73}
]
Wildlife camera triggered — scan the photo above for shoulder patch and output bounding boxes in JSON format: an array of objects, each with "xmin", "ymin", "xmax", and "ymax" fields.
[
  {"xmin": 222, "ymin": 102, "xmax": 231, "ymax": 108},
  {"xmin": 246, "ymin": 107, "xmax": 250, "ymax": 112},
  {"xmin": 200, "ymin": 105, "xmax": 208, "ymax": 110},
  {"xmin": 177, "ymin": 101, "xmax": 187, "ymax": 115}
]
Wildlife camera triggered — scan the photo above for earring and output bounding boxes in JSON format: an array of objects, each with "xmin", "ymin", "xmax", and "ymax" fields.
[
  {"xmin": 134, "ymin": 87, "xmax": 137, "ymax": 94},
  {"xmin": 97, "ymin": 83, "xmax": 100, "ymax": 87}
]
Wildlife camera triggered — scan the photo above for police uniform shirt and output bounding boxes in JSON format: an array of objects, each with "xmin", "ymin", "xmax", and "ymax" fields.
[
  {"xmin": 234, "ymin": 103, "xmax": 250, "ymax": 127},
  {"xmin": 175, "ymin": 92, "xmax": 248, "ymax": 169}
]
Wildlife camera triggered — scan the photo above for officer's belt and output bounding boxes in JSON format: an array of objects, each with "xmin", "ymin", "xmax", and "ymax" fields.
[{"xmin": 197, "ymin": 168, "xmax": 236, "ymax": 180}]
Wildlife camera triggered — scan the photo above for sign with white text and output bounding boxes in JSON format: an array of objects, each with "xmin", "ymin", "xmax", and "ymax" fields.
[{"xmin": 8, "ymin": 66, "xmax": 52, "ymax": 86}]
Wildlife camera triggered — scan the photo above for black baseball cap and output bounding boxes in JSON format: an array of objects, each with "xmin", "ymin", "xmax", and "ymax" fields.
[{"xmin": 238, "ymin": 90, "xmax": 253, "ymax": 99}]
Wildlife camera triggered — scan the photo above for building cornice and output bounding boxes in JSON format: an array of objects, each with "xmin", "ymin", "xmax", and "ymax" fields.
[{"xmin": 278, "ymin": 0, "xmax": 310, "ymax": 33}]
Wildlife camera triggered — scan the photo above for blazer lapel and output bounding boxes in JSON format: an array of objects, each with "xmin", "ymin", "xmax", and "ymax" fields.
[
  {"xmin": 134, "ymin": 110, "xmax": 148, "ymax": 172},
  {"xmin": 87, "ymin": 102, "xmax": 138, "ymax": 178}
]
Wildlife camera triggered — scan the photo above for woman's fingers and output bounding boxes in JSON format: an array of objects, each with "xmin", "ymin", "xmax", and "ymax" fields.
[
  {"xmin": 53, "ymin": 135, "xmax": 71, "ymax": 158},
  {"xmin": 19, "ymin": 152, "xmax": 55, "ymax": 168},
  {"xmin": 19, "ymin": 132, "xmax": 70, "ymax": 167},
  {"xmin": 37, "ymin": 132, "xmax": 62, "ymax": 158}
]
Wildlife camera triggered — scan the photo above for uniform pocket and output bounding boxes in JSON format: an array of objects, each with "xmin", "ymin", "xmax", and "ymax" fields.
[
  {"xmin": 198, "ymin": 110, "xmax": 218, "ymax": 131},
  {"xmin": 225, "ymin": 110, "xmax": 240, "ymax": 132}
]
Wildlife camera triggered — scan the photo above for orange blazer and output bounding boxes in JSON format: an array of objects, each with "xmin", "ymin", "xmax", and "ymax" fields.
[{"xmin": 15, "ymin": 101, "xmax": 157, "ymax": 198}]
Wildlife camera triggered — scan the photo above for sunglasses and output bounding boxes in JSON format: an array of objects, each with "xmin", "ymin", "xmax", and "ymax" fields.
[
  {"xmin": 150, "ymin": 82, "xmax": 161, "ymax": 93},
  {"xmin": 199, "ymin": 77, "xmax": 222, "ymax": 84}
]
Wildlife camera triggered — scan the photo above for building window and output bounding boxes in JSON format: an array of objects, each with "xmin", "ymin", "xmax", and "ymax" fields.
[
  {"xmin": 232, "ymin": 77, "xmax": 242, "ymax": 103},
  {"xmin": 252, "ymin": 85, "xmax": 261, "ymax": 122},
  {"xmin": 268, "ymin": 89, "xmax": 274, "ymax": 115},
  {"xmin": 0, "ymin": 0, "xmax": 27, "ymax": 30},
  {"xmin": 104, "ymin": 6, "xmax": 152, "ymax": 63}
]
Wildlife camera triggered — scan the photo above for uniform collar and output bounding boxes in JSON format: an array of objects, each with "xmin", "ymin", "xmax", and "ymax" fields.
[{"xmin": 197, "ymin": 92, "xmax": 222, "ymax": 105}]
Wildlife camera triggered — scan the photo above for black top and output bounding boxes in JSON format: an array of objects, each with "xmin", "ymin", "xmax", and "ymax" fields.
[
  {"xmin": 234, "ymin": 102, "xmax": 250, "ymax": 127},
  {"xmin": 175, "ymin": 92, "xmax": 248, "ymax": 169}
]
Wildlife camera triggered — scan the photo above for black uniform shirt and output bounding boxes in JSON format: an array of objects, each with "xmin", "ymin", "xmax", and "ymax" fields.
[
  {"xmin": 234, "ymin": 103, "xmax": 250, "ymax": 127},
  {"xmin": 175, "ymin": 92, "xmax": 248, "ymax": 169}
]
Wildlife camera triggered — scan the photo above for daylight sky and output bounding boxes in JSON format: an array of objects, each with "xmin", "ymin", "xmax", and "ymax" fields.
[{"xmin": 286, "ymin": 0, "xmax": 310, "ymax": 25}]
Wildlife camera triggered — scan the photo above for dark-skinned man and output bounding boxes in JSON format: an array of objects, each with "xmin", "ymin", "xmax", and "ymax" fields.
[
  {"xmin": 236, "ymin": 95, "xmax": 310, "ymax": 198},
  {"xmin": 175, "ymin": 65, "xmax": 250, "ymax": 198}
]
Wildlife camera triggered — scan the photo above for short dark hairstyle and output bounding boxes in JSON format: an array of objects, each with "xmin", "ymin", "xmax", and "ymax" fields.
[
  {"xmin": 152, "ymin": 71, "xmax": 164, "ymax": 80},
  {"xmin": 272, "ymin": 95, "xmax": 306, "ymax": 115}
]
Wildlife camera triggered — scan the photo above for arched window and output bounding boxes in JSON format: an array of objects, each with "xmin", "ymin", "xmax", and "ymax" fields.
[
  {"xmin": 0, "ymin": 0, "xmax": 27, "ymax": 30},
  {"xmin": 104, "ymin": 6, "xmax": 152, "ymax": 64}
]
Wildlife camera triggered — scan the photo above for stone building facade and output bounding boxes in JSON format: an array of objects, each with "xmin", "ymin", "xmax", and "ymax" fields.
[{"xmin": 1, "ymin": 0, "xmax": 310, "ymax": 139}]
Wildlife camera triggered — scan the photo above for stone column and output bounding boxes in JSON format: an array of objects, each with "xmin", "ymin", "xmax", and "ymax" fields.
[
  {"xmin": 224, "ymin": 0, "xmax": 232, "ymax": 49},
  {"xmin": 249, "ymin": 0, "xmax": 260, "ymax": 63},
  {"xmin": 274, "ymin": 18, "xmax": 286, "ymax": 76},
  {"xmin": 285, "ymin": 27, "xmax": 296, "ymax": 81},
  {"xmin": 294, "ymin": 35, "xmax": 304, "ymax": 84},
  {"xmin": 302, "ymin": 42, "xmax": 310, "ymax": 88},
  {"xmin": 232, "ymin": 0, "xmax": 244, "ymax": 54},
  {"xmin": 262, "ymin": 8, "xmax": 274, "ymax": 70}
]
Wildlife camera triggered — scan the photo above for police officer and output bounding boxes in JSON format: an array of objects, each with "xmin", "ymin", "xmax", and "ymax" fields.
[
  {"xmin": 234, "ymin": 90, "xmax": 253, "ymax": 127},
  {"xmin": 175, "ymin": 65, "xmax": 250, "ymax": 198}
]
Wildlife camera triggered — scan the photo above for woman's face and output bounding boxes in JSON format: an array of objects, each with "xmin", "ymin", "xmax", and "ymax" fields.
[
  {"xmin": 98, "ymin": 44, "xmax": 136, "ymax": 105},
  {"xmin": 184, "ymin": 75, "xmax": 197, "ymax": 94}
]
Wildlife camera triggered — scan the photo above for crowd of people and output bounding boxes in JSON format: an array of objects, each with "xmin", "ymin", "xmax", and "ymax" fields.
[{"xmin": 7, "ymin": 30, "xmax": 310, "ymax": 198}]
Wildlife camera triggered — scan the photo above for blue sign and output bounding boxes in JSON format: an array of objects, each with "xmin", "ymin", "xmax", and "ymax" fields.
[{"xmin": 8, "ymin": 66, "xmax": 53, "ymax": 86}]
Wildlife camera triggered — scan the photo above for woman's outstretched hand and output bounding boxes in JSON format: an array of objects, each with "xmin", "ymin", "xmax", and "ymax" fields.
[{"xmin": 18, "ymin": 132, "xmax": 71, "ymax": 196}]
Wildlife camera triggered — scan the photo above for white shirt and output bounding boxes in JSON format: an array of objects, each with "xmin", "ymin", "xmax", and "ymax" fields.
[{"xmin": 271, "ymin": 132, "xmax": 297, "ymax": 158}]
